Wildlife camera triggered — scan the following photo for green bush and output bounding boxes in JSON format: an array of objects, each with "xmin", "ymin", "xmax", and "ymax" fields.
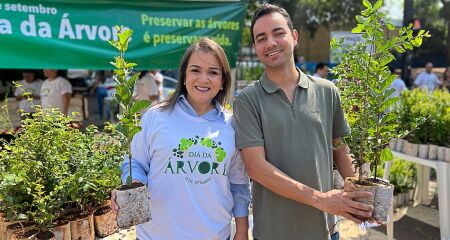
[
  {"xmin": 0, "ymin": 107, "xmax": 125, "ymax": 231},
  {"xmin": 397, "ymin": 89, "xmax": 450, "ymax": 146},
  {"xmin": 375, "ymin": 159, "xmax": 416, "ymax": 194}
]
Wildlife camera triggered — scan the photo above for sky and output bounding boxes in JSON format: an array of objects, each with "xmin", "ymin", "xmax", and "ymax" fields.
[{"xmin": 381, "ymin": 0, "xmax": 404, "ymax": 22}]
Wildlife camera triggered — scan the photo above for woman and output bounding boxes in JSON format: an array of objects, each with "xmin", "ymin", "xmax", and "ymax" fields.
[
  {"xmin": 116, "ymin": 38, "xmax": 250, "ymax": 240},
  {"xmin": 41, "ymin": 69, "xmax": 72, "ymax": 115}
]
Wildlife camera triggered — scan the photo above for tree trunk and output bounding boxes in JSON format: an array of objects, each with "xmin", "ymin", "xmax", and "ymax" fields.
[
  {"xmin": 447, "ymin": 19, "xmax": 450, "ymax": 65},
  {"xmin": 442, "ymin": 1, "xmax": 450, "ymax": 65}
]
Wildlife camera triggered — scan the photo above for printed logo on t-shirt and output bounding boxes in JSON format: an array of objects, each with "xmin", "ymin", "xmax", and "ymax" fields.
[
  {"xmin": 164, "ymin": 135, "xmax": 227, "ymax": 184},
  {"xmin": 41, "ymin": 88, "xmax": 51, "ymax": 97}
]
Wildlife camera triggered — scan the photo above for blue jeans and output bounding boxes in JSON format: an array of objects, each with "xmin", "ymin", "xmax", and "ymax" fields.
[{"xmin": 95, "ymin": 86, "xmax": 108, "ymax": 118}]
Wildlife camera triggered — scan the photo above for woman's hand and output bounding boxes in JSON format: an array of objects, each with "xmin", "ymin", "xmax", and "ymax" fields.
[
  {"xmin": 111, "ymin": 180, "xmax": 142, "ymax": 211},
  {"xmin": 233, "ymin": 216, "xmax": 249, "ymax": 240}
]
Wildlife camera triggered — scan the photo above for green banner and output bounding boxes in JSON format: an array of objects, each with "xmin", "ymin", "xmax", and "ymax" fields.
[{"xmin": 0, "ymin": 0, "xmax": 246, "ymax": 69}]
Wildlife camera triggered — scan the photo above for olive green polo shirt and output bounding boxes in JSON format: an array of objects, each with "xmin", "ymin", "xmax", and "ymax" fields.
[{"xmin": 233, "ymin": 69, "xmax": 350, "ymax": 240}]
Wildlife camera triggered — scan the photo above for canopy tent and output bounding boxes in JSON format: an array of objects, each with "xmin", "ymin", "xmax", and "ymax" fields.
[{"xmin": 0, "ymin": 0, "xmax": 247, "ymax": 70}]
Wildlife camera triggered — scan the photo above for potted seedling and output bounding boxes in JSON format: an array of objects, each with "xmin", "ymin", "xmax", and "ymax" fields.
[
  {"xmin": 331, "ymin": 0, "xmax": 430, "ymax": 222},
  {"xmin": 0, "ymin": 108, "xmax": 74, "ymax": 240},
  {"xmin": 109, "ymin": 26, "xmax": 151, "ymax": 228},
  {"xmin": 90, "ymin": 124, "xmax": 125, "ymax": 237}
]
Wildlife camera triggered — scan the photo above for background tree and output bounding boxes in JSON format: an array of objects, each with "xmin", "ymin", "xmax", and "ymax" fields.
[
  {"xmin": 413, "ymin": 0, "xmax": 447, "ymax": 63},
  {"xmin": 442, "ymin": 0, "xmax": 450, "ymax": 64},
  {"xmin": 270, "ymin": 0, "xmax": 364, "ymax": 37}
]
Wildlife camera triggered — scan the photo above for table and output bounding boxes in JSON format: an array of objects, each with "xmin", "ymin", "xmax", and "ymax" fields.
[{"xmin": 392, "ymin": 151, "xmax": 450, "ymax": 240}]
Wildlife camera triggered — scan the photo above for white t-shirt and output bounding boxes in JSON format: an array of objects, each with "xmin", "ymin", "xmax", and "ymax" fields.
[
  {"xmin": 41, "ymin": 76, "xmax": 72, "ymax": 112},
  {"xmin": 14, "ymin": 79, "xmax": 43, "ymax": 113},
  {"xmin": 132, "ymin": 105, "xmax": 248, "ymax": 240},
  {"xmin": 414, "ymin": 72, "xmax": 441, "ymax": 91},
  {"xmin": 390, "ymin": 77, "xmax": 407, "ymax": 98},
  {"xmin": 134, "ymin": 73, "xmax": 158, "ymax": 101}
]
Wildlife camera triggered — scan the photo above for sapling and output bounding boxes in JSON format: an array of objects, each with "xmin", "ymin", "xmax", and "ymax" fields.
[
  {"xmin": 331, "ymin": 0, "xmax": 430, "ymax": 221},
  {"xmin": 108, "ymin": 26, "xmax": 151, "ymax": 228}
]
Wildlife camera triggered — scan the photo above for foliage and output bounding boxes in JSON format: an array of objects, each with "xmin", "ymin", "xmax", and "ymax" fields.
[
  {"xmin": 397, "ymin": 89, "xmax": 450, "ymax": 146},
  {"xmin": 0, "ymin": 99, "xmax": 13, "ymax": 133},
  {"xmin": 271, "ymin": 0, "xmax": 364, "ymax": 37},
  {"xmin": 61, "ymin": 124, "xmax": 125, "ymax": 213},
  {"xmin": 0, "ymin": 108, "xmax": 125, "ymax": 230},
  {"xmin": 108, "ymin": 26, "xmax": 150, "ymax": 187},
  {"xmin": 0, "ymin": 108, "xmax": 75, "ymax": 230},
  {"xmin": 331, "ymin": 0, "xmax": 430, "ymax": 180},
  {"xmin": 238, "ymin": 63, "xmax": 265, "ymax": 81},
  {"xmin": 375, "ymin": 159, "xmax": 416, "ymax": 194}
]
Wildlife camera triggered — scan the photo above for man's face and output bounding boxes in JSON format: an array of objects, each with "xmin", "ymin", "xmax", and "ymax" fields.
[
  {"xmin": 22, "ymin": 72, "xmax": 35, "ymax": 83},
  {"xmin": 318, "ymin": 66, "xmax": 329, "ymax": 78},
  {"xmin": 252, "ymin": 13, "xmax": 298, "ymax": 70},
  {"xmin": 425, "ymin": 63, "xmax": 433, "ymax": 73}
]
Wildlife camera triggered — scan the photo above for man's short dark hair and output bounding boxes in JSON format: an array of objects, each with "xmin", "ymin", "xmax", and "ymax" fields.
[
  {"xmin": 315, "ymin": 62, "xmax": 328, "ymax": 73},
  {"xmin": 250, "ymin": 4, "xmax": 294, "ymax": 43}
]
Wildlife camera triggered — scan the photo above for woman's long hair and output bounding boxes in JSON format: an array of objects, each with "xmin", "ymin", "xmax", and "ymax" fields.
[{"xmin": 159, "ymin": 38, "xmax": 231, "ymax": 111}]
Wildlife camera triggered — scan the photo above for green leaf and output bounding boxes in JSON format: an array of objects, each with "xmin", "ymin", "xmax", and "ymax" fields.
[
  {"xmin": 381, "ymin": 75, "xmax": 397, "ymax": 92},
  {"xmin": 387, "ymin": 23, "xmax": 395, "ymax": 30},
  {"xmin": 380, "ymin": 147, "xmax": 393, "ymax": 162},
  {"xmin": 373, "ymin": 0, "xmax": 383, "ymax": 10},
  {"xmin": 395, "ymin": 46, "xmax": 405, "ymax": 53},
  {"xmin": 126, "ymin": 175, "xmax": 132, "ymax": 186},
  {"xmin": 129, "ymin": 100, "xmax": 151, "ymax": 115},
  {"xmin": 127, "ymin": 72, "xmax": 141, "ymax": 87},
  {"xmin": 380, "ymin": 97, "xmax": 399, "ymax": 112},
  {"xmin": 356, "ymin": 15, "xmax": 365, "ymax": 23},
  {"xmin": 414, "ymin": 37, "xmax": 422, "ymax": 47},
  {"xmin": 361, "ymin": 8, "xmax": 371, "ymax": 16},
  {"xmin": 352, "ymin": 25, "xmax": 363, "ymax": 34},
  {"xmin": 129, "ymin": 126, "xmax": 142, "ymax": 139},
  {"xmin": 363, "ymin": 0, "xmax": 372, "ymax": 9},
  {"xmin": 125, "ymin": 62, "xmax": 137, "ymax": 68}
]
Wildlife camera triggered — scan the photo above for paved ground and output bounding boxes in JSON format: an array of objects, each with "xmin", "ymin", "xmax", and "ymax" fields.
[{"xmin": 101, "ymin": 182, "xmax": 440, "ymax": 240}]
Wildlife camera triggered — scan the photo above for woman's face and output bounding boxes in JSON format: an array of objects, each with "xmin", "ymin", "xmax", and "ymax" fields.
[
  {"xmin": 185, "ymin": 51, "xmax": 223, "ymax": 108},
  {"xmin": 44, "ymin": 69, "xmax": 58, "ymax": 79}
]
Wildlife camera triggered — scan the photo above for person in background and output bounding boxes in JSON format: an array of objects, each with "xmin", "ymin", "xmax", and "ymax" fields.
[
  {"xmin": 41, "ymin": 69, "xmax": 72, "ymax": 115},
  {"xmin": 442, "ymin": 66, "xmax": 450, "ymax": 92},
  {"xmin": 313, "ymin": 62, "xmax": 329, "ymax": 79},
  {"xmin": 149, "ymin": 69, "xmax": 164, "ymax": 102},
  {"xmin": 90, "ymin": 71, "xmax": 109, "ymax": 119},
  {"xmin": 389, "ymin": 68, "xmax": 407, "ymax": 98},
  {"xmin": 414, "ymin": 62, "xmax": 441, "ymax": 92},
  {"xmin": 134, "ymin": 70, "xmax": 159, "ymax": 102},
  {"xmin": 233, "ymin": 4, "xmax": 373, "ymax": 240},
  {"xmin": 14, "ymin": 70, "xmax": 43, "ymax": 118},
  {"xmin": 113, "ymin": 38, "xmax": 250, "ymax": 240}
]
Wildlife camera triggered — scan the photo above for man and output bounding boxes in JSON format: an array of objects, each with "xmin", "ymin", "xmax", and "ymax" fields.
[
  {"xmin": 233, "ymin": 4, "xmax": 373, "ymax": 240},
  {"xmin": 313, "ymin": 62, "xmax": 329, "ymax": 79},
  {"xmin": 390, "ymin": 69, "xmax": 407, "ymax": 98},
  {"xmin": 14, "ymin": 70, "xmax": 43, "ymax": 117},
  {"xmin": 414, "ymin": 62, "xmax": 441, "ymax": 92}
]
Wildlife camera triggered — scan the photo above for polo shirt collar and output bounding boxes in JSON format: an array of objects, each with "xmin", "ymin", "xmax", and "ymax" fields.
[{"xmin": 260, "ymin": 67, "xmax": 309, "ymax": 94}]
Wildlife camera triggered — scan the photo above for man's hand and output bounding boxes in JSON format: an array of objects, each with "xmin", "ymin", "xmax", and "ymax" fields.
[{"xmin": 318, "ymin": 189, "xmax": 373, "ymax": 224}]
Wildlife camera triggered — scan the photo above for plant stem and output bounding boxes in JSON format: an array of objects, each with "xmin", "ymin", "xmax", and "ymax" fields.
[{"xmin": 358, "ymin": 35, "xmax": 375, "ymax": 181}]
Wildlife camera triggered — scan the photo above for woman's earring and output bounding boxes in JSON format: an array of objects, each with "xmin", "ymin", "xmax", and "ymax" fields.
[
  {"xmin": 183, "ymin": 82, "xmax": 186, "ymax": 85},
  {"xmin": 220, "ymin": 86, "xmax": 223, "ymax": 90}
]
